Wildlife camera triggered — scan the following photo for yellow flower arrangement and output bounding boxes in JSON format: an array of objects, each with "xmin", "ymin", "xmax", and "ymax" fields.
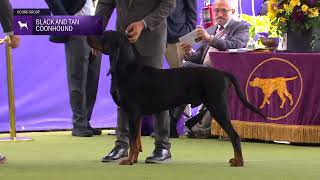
[
  {"xmin": 267, "ymin": 0, "xmax": 320, "ymax": 35},
  {"xmin": 240, "ymin": 14, "xmax": 278, "ymax": 38},
  {"xmin": 301, "ymin": 4, "xmax": 309, "ymax": 12}
]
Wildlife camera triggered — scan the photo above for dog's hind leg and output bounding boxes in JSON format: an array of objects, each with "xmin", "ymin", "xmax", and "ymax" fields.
[{"xmin": 205, "ymin": 102, "xmax": 244, "ymax": 167}]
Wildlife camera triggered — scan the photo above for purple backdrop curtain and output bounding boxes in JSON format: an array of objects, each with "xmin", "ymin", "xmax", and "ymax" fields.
[
  {"xmin": 239, "ymin": 0, "xmax": 264, "ymax": 16},
  {"xmin": 0, "ymin": 0, "xmax": 263, "ymax": 132}
]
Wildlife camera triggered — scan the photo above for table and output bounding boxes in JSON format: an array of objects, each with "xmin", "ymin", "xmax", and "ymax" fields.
[{"xmin": 209, "ymin": 51, "xmax": 320, "ymax": 143}]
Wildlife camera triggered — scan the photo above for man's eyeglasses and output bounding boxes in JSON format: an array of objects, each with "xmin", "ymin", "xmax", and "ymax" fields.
[{"xmin": 214, "ymin": 8, "xmax": 232, "ymax": 14}]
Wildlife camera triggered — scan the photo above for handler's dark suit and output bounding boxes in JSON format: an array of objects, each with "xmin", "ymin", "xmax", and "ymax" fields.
[{"xmin": 96, "ymin": 0, "xmax": 176, "ymax": 163}]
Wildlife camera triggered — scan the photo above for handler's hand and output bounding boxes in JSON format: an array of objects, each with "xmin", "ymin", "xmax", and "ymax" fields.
[{"xmin": 126, "ymin": 20, "xmax": 145, "ymax": 43}]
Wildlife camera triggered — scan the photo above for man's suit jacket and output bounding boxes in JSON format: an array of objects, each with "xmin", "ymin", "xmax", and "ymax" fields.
[
  {"xmin": 185, "ymin": 19, "xmax": 249, "ymax": 64},
  {"xmin": 167, "ymin": 0, "xmax": 197, "ymax": 43},
  {"xmin": 95, "ymin": 0, "xmax": 176, "ymax": 56},
  {"xmin": 0, "ymin": 0, "xmax": 13, "ymax": 33}
]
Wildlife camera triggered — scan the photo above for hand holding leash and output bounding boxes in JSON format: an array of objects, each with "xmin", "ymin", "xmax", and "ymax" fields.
[{"xmin": 126, "ymin": 20, "xmax": 145, "ymax": 43}]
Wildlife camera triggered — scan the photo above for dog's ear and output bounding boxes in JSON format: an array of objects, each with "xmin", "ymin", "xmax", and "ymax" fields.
[
  {"xmin": 87, "ymin": 31, "xmax": 128, "ymax": 55},
  {"xmin": 121, "ymin": 43, "xmax": 135, "ymax": 65},
  {"xmin": 109, "ymin": 45, "xmax": 121, "ymax": 75},
  {"xmin": 102, "ymin": 30, "xmax": 126, "ymax": 45}
]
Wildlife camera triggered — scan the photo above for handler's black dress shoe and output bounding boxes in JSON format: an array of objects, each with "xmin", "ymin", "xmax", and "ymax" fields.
[
  {"xmin": 72, "ymin": 127, "xmax": 93, "ymax": 137},
  {"xmin": 145, "ymin": 148, "xmax": 171, "ymax": 164},
  {"xmin": 101, "ymin": 145, "xmax": 128, "ymax": 162},
  {"xmin": 88, "ymin": 125, "xmax": 102, "ymax": 135}
]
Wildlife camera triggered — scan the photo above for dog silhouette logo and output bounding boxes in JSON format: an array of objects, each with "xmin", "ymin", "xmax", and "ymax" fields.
[
  {"xmin": 245, "ymin": 57, "xmax": 303, "ymax": 120},
  {"xmin": 18, "ymin": 21, "xmax": 28, "ymax": 30},
  {"xmin": 249, "ymin": 76, "xmax": 297, "ymax": 109}
]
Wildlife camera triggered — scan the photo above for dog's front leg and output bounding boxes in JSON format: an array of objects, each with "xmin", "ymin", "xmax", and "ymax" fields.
[
  {"xmin": 119, "ymin": 113, "xmax": 141, "ymax": 165},
  {"xmin": 133, "ymin": 120, "xmax": 143, "ymax": 163},
  {"xmin": 120, "ymin": 138, "xmax": 141, "ymax": 165},
  {"xmin": 119, "ymin": 149, "xmax": 135, "ymax": 165}
]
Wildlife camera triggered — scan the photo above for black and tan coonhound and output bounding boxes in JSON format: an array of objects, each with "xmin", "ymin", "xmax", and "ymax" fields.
[{"xmin": 88, "ymin": 31, "xmax": 265, "ymax": 166}]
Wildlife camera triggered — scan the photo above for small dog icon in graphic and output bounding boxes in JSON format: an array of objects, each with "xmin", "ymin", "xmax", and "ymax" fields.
[{"xmin": 18, "ymin": 21, "xmax": 28, "ymax": 30}]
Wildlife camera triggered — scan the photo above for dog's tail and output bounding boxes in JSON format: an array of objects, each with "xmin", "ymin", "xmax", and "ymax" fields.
[{"xmin": 223, "ymin": 71, "xmax": 266, "ymax": 119}]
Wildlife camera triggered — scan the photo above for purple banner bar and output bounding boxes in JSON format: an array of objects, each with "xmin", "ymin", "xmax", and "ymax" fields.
[{"xmin": 13, "ymin": 16, "xmax": 103, "ymax": 35}]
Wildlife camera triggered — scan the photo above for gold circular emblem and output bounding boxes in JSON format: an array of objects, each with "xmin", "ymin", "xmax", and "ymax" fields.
[{"xmin": 245, "ymin": 57, "xmax": 303, "ymax": 120}]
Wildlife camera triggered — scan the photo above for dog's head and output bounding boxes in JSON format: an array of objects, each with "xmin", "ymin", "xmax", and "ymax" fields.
[
  {"xmin": 87, "ymin": 31, "xmax": 135, "ymax": 74},
  {"xmin": 87, "ymin": 31, "xmax": 126, "ymax": 55}
]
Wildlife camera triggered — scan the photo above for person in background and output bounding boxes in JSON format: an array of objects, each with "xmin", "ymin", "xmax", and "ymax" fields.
[
  {"xmin": 44, "ymin": 0, "xmax": 102, "ymax": 137},
  {"xmin": 0, "ymin": 0, "xmax": 21, "ymax": 164},
  {"xmin": 164, "ymin": 0, "xmax": 197, "ymax": 138},
  {"xmin": 95, "ymin": 0, "xmax": 176, "ymax": 164},
  {"xmin": 180, "ymin": 0, "xmax": 249, "ymax": 138}
]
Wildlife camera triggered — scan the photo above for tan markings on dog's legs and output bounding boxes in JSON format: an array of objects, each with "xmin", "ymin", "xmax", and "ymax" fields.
[
  {"xmin": 229, "ymin": 150, "xmax": 244, "ymax": 167},
  {"xmin": 119, "ymin": 149, "xmax": 134, "ymax": 165},
  {"xmin": 133, "ymin": 119, "xmax": 142, "ymax": 163}
]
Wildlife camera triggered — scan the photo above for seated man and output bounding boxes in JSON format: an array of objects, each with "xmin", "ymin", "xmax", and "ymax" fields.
[
  {"xmin": 175, "ymin": 0, "xmax": 249, "ymax": 138},
  {"xmin": 182, "ymin": 0, "xmax": 249, "ymax": 66}
]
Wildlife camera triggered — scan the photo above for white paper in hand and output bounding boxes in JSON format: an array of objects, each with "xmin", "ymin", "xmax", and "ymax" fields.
[{"xmin": 179, "ymin": 29, "xmax": 202, "ymax": 46}]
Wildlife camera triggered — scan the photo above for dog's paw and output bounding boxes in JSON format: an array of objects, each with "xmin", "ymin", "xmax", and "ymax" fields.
[
  {"xmin": 229, "ymin": 158, "xmax": 244, "ymax": 167},
  {"xmin": 119, "ymin": 159, "xmax": 133, "ymax": 165}
]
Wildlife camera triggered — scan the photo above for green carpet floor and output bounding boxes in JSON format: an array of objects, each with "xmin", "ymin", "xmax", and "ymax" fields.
[{"xmin": 0, "ymin": 131, "xmax": 319, "ymax": 180}]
